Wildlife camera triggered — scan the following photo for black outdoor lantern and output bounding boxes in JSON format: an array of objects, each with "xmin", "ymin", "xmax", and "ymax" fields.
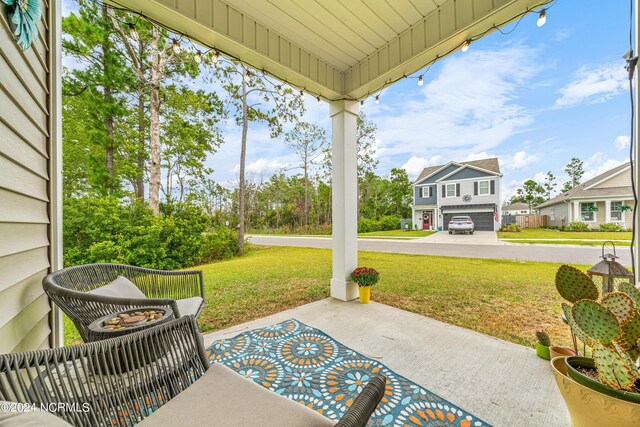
[{"xmin": 587, "ymin": 241, "xmax": 634, "ymax": 294}]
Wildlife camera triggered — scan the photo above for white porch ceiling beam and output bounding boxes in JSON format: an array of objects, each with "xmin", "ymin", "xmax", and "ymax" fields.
[
  {"xmin": 107, "ymin": 0, "xmax": 550, "ymax": 101},
  {"xmin": 346, "ymin": 0, "xmax": 551, "ymax": 99},
  {"xmin": 106, "ymin": 0, "xmax": 345, "ymax": 99}
]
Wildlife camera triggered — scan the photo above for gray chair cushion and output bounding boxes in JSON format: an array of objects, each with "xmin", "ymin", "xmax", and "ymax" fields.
[
  {"xmin": 0, "ymin": 402, "xmax": 72, "ymax": 426},
  {"xmin": 87, "ymin": 276, "xmax": 146, "ymax": 299},
  {"xmin": 176, "ymin": 297, "xmax": 203, "ymax": 316},
  {"xmin": 139, "ymin": 363, "xmax": 334, "ymax": 427}
]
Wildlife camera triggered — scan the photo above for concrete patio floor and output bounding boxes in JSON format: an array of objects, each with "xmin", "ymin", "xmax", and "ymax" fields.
[{"xmin": 203, "ymin": 298, "xmax": 570, "ymax": 427}]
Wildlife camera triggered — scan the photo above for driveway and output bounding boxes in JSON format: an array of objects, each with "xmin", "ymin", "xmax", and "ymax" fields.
[
  {"xmin": 418, "ymin": 231, "xmax": 498, "ymax": 245},
  {"xmin": 248, "ymin": 235, "xmax": 631, "ymax": 265}
]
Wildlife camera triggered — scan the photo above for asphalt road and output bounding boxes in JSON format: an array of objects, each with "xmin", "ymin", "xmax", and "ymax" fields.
[{"xmin": 249, "ymin": 235, "xmax": 633, "ymax": 266}]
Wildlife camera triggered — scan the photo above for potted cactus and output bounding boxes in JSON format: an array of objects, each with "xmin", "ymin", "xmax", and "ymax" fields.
[
  {"xmin": 535, "ymin": 329, "xmax": 551, "ymax": 360},
  {"xmin": 552, "ymin": 264, "xmax": 640, "ymax": 426}
]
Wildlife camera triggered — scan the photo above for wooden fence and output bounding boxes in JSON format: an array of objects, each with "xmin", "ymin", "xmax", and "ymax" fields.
[{"xmin": 502, "ymin": 214, "xmax": 548, "ymax": 229}]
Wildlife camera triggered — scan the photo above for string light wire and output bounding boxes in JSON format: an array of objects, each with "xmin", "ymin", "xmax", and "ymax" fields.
[{"xmin": 105, "ymin": 0, "xmax": 556, "ymax": 103}]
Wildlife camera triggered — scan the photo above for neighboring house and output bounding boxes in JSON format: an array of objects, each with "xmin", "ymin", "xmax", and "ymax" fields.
[
  {"xmin": 502, "ymin": 202, "xmax": 533, "ymax": 215},
  {"xmin": 537, "ymin": 162, "xmax": 634, "ymax": 228},
  {"xmin": 411, "ymin": 158, "xmax": 502, "ymax": 231}
]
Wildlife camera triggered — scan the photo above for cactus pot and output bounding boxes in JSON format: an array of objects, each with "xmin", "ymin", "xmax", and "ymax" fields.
[
  {"xmin": 549, "ymin": 346, "xmax": 575, "ymax": 360},
  {"xmin": 552, "ymin": 357, "xmax": 640, "ymax": 427},
  {"xmin": 535, "ymin": 342, "xmax": 550, "ymax": 360},
  {"xmin": 565, "ymin": 356, "xmax": 640, "ymax": 404}
]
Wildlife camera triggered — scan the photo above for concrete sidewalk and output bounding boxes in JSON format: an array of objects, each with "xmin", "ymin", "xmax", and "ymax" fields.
[
  {"xmin": 416, "ymin": 230, "xmax": 500, "ymax": 245},
  {"xmin": 203, "ymin": 299, "xmax": 570, "ymax": 427}
]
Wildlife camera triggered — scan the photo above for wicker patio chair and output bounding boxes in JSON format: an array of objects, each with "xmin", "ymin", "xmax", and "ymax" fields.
[
  {"xmin": 0, "ymin": 316, "xmax": 385, "ymax": 427},
  {"xmin": 43, "ymin": 263, "xmax": 205, "ymax": 342}
]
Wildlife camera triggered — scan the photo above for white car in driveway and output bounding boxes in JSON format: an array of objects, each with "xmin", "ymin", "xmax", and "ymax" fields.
[{"xmin": 448, "ymin": 216, "xmax": 474, "ymax": 235}]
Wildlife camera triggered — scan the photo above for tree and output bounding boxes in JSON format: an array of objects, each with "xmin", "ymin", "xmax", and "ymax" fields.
[
  {"xmin": 562, "ymin": 157, "xmax": 584, "ymax": 192},
  {"xmin": 387, "ymin": 169, "xmax": 412, "ymax": 217},
  {"xmin": 214, "ymin": 62, "xmax": 303, "ymax": 254},
  {"xmin": 284, "ymin": 122, "xmax": 327, "ymax": 225},
  {"xmin": 62, "ymin": 1, "xmax": 132, "ymax": 195},
  {"xmin": 511, "ymin": 179, "xmax": 545, "ymax": 211},
  {"xmin": 543, "ymin": 171, "xmax": 556, "ymax": 199}
]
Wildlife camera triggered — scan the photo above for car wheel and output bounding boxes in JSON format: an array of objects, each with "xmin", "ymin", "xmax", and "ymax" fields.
[
  {"xmin": 449, "ymin": 231, "xmax": 452, "ymax": 234},
  {"xmin": 470, "ymin": 231, "xmax": 474, "ymax": 234}
]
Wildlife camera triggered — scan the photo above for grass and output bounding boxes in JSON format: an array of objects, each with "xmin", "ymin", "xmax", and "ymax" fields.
[
  {"xmin": 65, "ymin": 246, "xmax": 578, "ymax": 349},
  {"xmin": 498, "ymin": 227, "xmax": 632, "ymax": 240},
  {"xmin": 357, "ymin": 230, "xmax": 436, "ymax": 238},
  {"xmin": 505, "ymin": 239, "xmax": 631, "ymax": 246}
]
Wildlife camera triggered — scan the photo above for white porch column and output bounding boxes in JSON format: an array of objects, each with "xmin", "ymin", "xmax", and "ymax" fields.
[
  {"xmin": 605, "ymin": 200, "xmax": 611, "ymax": 223},
  {"xmin": 330, "ymin": 100, "xmax": 359, "ymax": 301},
  {"xmin": 573, "ymin": 201, "xmax": 580, "ymax": 222}
]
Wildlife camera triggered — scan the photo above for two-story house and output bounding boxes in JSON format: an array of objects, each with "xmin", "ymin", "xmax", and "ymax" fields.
[{"xmin": 411, "ymin": 158, "xmax": 502, "ymax": 231}]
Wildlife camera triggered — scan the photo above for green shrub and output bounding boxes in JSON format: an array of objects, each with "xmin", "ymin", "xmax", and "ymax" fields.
[
  {"xmin": 568, "ymin": 221, "xmax": 590, "ymax": 232},
  {"xmin": 500, "ymin": 223, "xmax": 521, "ymax": 232},
  {"xmin": 378, "ymin": 215, "xmax": 401, "ymax": 231},
  {"xmin": 598, "ymin": 223, "xmax": 624, "ymax": 232},
  {"xmin": 63, "ymin": 197, "xmax": 240, "ymax": 269}
]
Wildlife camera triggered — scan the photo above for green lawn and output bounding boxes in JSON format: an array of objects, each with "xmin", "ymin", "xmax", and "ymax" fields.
[
  {"xmin": 498, "ymin": 227, "xmax": 632, "ymax": 240},
  {"xmin": 504, "ymin": 239, "xmax": 631, "ymax": 246},
  {"xmin": 65, "ymin": 246, "xmax": 578, "ymax": 349},
  {"xmin": 357, "ymin": 230, "xmax": 436, "ymax": 238}
]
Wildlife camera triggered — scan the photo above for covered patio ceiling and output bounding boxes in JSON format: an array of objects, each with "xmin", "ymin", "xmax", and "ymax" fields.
[{"xmin": 106, "ymin": 0, "xmax": 552, "ymax": 100}]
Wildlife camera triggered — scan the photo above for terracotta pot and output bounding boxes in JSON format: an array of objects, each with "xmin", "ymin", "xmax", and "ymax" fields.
[
  {"xmin": 549, "ymin": 346, "xmax": 575, "ymax": 360},
  {"xmin": 535, "ymin": 342, "xmax": 550, "ymax": 360},
  {"xmin": 358, "ymin": 286, "xmax": 371, "ymax": 304},
  {"xmin": 551, "ymin": 356, "xmax": 640, "ymax": 427}
]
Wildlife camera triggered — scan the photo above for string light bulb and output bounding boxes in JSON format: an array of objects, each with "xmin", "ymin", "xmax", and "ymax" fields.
[
  {"xmin": 277, "ymin": 86, "xmax": 284, "ymax": 96},
  {"xmin": 418, "ymin": 75, "xmax": 423, "ymax": 86},
  {"xmin": 316, "ymin": 96, "xmax": 321, "ymax": 105},
  {"xmin": 461, "ymin": 40, "xmax": 470, "ymax": 52},
  {"xmin": 360, "ymin": 100, "xmax": 364, "ymax": 107},
  {"xmin": 195, "ymin": 50, "xmax": 203, "ymax": 64},
  {"xmin": 537, "ymin": 9, "xmax": 547, "ymax": 27},
  {"xmin": 128, "ymin": 23, "xmax": 138, "ymax": 41},
  {"xmin": 299, "ymin": 90, "xmax": 305, "ymax": 101},
  {"xmin": 244, "ymin": 71, "xmax": 251, "ymax": 83},
  {"xmin": 211, "ymin": 50, "xmax": 220, "ymax": 63},
  {"xmin": 375, "ymin": 95, "xmax": 379, "ymax": 105},
  {"xmin": 172, "ymin": 39, "xmax": 181, "ymax": 54}
]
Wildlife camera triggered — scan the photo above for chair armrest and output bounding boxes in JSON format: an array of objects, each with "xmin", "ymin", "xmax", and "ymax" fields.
[
  {"xmin": 127, "ymin": 268, "xmax": 204, "ymax": 300},
  {"xmin": 335, "ymin": 375, "xmax": 387, "ymax": 427},
  {"xmin": 0, "ymin": 316, "xmax": 209, "ymax": 427}
]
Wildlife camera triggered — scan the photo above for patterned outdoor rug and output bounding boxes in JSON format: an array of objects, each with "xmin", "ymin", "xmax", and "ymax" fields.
[{"xmin": 205, "ymin": 319, "xmax": 490, "ymax": 427}]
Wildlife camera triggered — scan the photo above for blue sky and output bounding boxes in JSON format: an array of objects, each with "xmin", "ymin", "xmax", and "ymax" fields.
[{"xmin": 63, "ymin": 0, "xmax": 633, "ymax": 200}]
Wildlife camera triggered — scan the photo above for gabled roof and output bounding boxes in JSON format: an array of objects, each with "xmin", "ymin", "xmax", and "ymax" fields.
[
  {"xmin": 414, "ymin": 158, "xmax": 501, "ymax": 184},
  {"xmin": 537, "ymin": 162, "xmax": 632, "ymax": 209},
  {"xmin": 503, "ymin": 202, "xmax": 530, "ymax": 211}
]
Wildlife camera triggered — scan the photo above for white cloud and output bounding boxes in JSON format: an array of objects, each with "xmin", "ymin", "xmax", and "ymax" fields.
[
  {"xmin": 232, "ymin": 157, "xmax": 292, "ymax": 174},
  {"xmin": 503, "ymin": 150, "xmax": 539, "ymax": 172},
  {"xmin": 401, "ymin": 155, "xmax": 444, "ymax": 178},
  {"xmin": 554, "ymin": 63, "xmax": 627, "ymax": 108},
  {"xmin": 582, "ymin": 152, "xmax": 626, "ymax": 181},
  {"xmin": 463, "ymin": 152, "xmax": 494, "ymax": 162},
  {"xmin": 614, "ymin": 135, "xmax": 630, "ymax": 151},
  {"xmin": 369, "ymin": 44, "xmax": 541, "ymax": 157}
]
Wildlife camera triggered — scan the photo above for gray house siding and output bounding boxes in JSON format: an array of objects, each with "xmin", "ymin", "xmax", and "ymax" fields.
[
  {"xmin": 417, "ymin": 164, "xmax": 459, "ymax": 184},
  {"xmin": 539, "ymin": 203, "xmax": 570, "ymax": 227},
  {"xmin": 442, "ymin": 167, "xmax": 495, "ymax": 181},
  {"xmin": 414, "ymin": 185, "xmax": 437, "ymax": 205},
  {"xmin": 0, "ymin": 3, "xmax": 56, "ymax": 352}
]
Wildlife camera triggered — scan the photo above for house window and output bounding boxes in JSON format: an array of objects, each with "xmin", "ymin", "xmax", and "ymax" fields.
[
  {"xmin": 421, "ymin": 187, "xmax": 433, "ymax": 198},
  {"xmin": 611, "ymin": 201, "xmax": 623, "ymax": 221},
  {"xmin": 446, "ymin": 184, "xmax": 456, "ymax": 198},
  {"xmin": 520, "ymin": 210, "xmax": 528, "ymax": 214},
  {"xmin": 580, "ymin": 202, "xmax": 596, "ymax": 222},
  {"xmin": 478, "ymin": 180, "xmax": 490, "ymax": 195},
  {"xmin": 550, "ymin": 208, "xmax": 555, "ymax": 221}
]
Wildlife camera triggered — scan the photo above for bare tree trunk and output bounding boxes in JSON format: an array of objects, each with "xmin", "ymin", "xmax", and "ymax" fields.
[
  {"xmin": 135, "ymin": 88, "xmax": 145, "ymax": 200},
  {"xmin": 238, "ymin": 69, "xmax": 248, "ymax": 254},
  {"xmin": 148, "ymin": 27, "xmax": 162, "ymax": 216},
  {"xmin": 102, "ymin": 5, "xmax": 114, "ymax": 194}
]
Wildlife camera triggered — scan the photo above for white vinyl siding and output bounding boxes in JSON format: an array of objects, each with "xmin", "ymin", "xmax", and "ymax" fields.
[{"xmin": 0, "ymin": 5, "xmax": 53, "ymax": 352}]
